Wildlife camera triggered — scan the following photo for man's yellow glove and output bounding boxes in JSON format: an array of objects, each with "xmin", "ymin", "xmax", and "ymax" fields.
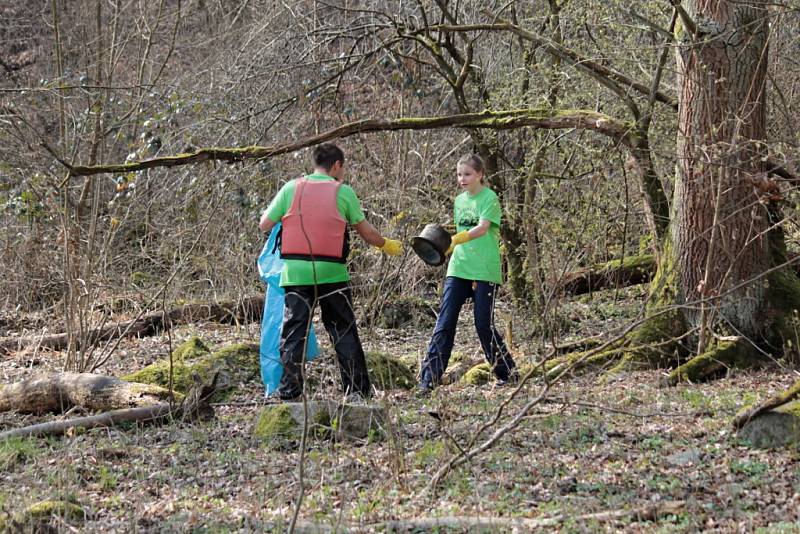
[
  {"xmin": 379, "ymin": 238, "xmax": 403, "ymax": 256},
  {"xmin": 446, "ymin": 230, "xmax": 471, "ymax": 255}
]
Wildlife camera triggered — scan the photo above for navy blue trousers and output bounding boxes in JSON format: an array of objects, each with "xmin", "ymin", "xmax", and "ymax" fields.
[{"xmin": 420, "ymin": 276, "xmax": 516, "ymax": 386}]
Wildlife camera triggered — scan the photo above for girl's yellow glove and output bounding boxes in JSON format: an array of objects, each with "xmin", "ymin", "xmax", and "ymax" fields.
[
  {"xmin": 379, "ymin": 238, "xmax": 403, "ymax": 256},
  {"xmin": 446, "ymin": 230, "xmax": 471, "ymax": 255}
]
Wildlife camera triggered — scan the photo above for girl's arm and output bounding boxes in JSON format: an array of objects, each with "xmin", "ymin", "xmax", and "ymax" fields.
[
  {"xmin": 465, "ymin": 219, "xmax": 491, "ymax": 239},
  {"xmin": 448, "ymin": 219, "xmax": 492, "ymax": 254}
]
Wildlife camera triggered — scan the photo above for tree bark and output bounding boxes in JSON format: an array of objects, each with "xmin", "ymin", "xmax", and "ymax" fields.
[{"xmin": 674, "ymin": 2, "xmax": 771, "ymax": 339}]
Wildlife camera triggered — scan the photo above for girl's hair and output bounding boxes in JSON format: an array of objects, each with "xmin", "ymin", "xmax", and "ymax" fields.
[{"xmin": 457, "ymin": 153, "xmax": 485, "ymax": 174}]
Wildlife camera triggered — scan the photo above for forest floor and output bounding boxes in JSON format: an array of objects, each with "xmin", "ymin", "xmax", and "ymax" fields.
[{"xmin": 1, "ymin": 286, "xmax": 800, "ymax": 533}]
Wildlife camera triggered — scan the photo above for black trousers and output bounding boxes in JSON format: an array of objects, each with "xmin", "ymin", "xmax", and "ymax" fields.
[{"xmin": 278, "ymin": 282, "xmax": 371, "ymax": 399}]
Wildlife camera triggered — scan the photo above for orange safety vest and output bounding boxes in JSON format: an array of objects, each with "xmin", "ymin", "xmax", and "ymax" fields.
[{"xmin": 280, "ymin": 178, "xmax": 348, "ymax": 263}]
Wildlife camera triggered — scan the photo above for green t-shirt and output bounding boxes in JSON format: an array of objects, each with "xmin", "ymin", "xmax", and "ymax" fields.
[
  {"xmin": 446, "ymin": 186, "xmax": 503, "ymax": 284},
  {"xmin": 265, "ymin": 172, "xmax": 366, "ymax": 286}
]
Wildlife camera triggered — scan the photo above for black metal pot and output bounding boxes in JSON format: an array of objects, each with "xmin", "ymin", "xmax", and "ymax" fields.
[{"xmin": 411, "ymin": 224, "xmax": 452, "ymax": 266}]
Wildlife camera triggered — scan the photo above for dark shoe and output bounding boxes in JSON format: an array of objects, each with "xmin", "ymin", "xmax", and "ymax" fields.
[
  {"xmin": 496, "ymin": 370, "xmax": 520, "ymax": 387},
  {"xmin": 416, "ymin": 382, "xmax": 434, "ymax": 397},
  {"xmin": 278, "ymin": 389, "xmax": 303, "ymax": 402}
]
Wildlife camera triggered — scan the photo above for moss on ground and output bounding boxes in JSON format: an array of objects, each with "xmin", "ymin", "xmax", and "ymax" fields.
[
  {"xmin": 366, "ymin": 351, "xmax": 415, "ymax": 390},
  {"xmin": 172, "ymin": 336, "xmax": 211, "ymax": 361},
  {"xmin": 461, "ymin": 363, "xmax": 492, "ymax": 385},
  {"xmin": 8, "ymin": 499, "xmax": 87, "ymax": 529},
  {"xmin": 123, "ymin": 338, "xmax": 259, "ymax": 399}
]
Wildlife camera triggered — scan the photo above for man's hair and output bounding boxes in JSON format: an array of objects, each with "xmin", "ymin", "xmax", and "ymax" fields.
[{"xmin": 312, "ymin": 143, "xmax": 345, "ymax": 171}]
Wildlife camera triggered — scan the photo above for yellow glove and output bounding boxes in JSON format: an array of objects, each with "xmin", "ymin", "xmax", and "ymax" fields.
[
  {"xmin": 379, "ymin": 238, "xmax": 403, "ymax": 256},
  {"xmin": 446, "ymin": 230, "xmax": 471, "ymax": 255}
]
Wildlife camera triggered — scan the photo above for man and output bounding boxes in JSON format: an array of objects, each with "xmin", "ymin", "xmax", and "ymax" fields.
[{"xmin": 258, "ymin": 143, "xmax": 402, "ymax": 401}]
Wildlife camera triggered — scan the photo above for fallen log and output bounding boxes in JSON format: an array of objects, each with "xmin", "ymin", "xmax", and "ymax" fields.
[
  {"xmin": 0, "ymin": 372, "xmax": 173, "ymax": 414},
  {"xmin": 0, "ymin": 295, "xmax": 264, "ymax": 356},
  {"xmin": 558, "ymin": 253, "xmax": 800, "ymax": 296},
  {"xmin": 558, "ymin": 254, "xmax": 655, "ymax": 296},
  {"xmin": 379, "ymin": 500, "xmax": 685, "ymax": 531},
  {"xmin": 0, "ymin": 373, "xmax": 220, "ymax": 440}
]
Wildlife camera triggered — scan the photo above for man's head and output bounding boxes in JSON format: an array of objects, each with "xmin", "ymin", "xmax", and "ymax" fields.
[{"xmin": 313, "ymin": 143, "xmax": 345, "ymax": 181}]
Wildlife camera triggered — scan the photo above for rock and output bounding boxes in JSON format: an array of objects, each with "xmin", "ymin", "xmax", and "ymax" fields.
[
  {"xmin": 254, "ymin": 401, "xmax": 387, "ymax": 448},
  {"xmin": 738, "ymin": 400, "xmax": 800, "ymax": 449},
  {"xmin": 665, "ymin": 448, "xmax": 703, "ymax": 466},
  {"xmin": 366, "ymin": 351, "xmax": 415, "ymax": 390}
]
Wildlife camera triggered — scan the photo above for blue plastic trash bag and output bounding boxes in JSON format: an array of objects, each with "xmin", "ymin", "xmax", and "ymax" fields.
[{"xmin": 258, "ymin": 223, "xmax": 320, "ymax": 395}]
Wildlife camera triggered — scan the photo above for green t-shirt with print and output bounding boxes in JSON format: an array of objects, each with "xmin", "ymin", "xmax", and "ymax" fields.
[
  {"xmin": 446, "ymin": 186, "xmax": 503, "ymax": 284},
  {"xmin": 265, "ymin": 172, "xmax": 366, "ymax": 286}
]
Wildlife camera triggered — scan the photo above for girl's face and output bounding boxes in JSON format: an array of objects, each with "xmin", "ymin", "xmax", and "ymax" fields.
[{"xmin": 457, "ymin": 163, "xmax": 483, "ymax": 194}]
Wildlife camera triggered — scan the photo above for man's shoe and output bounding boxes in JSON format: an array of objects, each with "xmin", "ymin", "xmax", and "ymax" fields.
[
  {"xmin": 416, "ymin": 382, "xmax": 434, "ymax": 397},
  {"xmin": 278, "ymin": 390, "xmax": 303, "ymax": 402},
  {"xmin": 497, "ymin": 371, "xmax": 520, "ymax": 387}
]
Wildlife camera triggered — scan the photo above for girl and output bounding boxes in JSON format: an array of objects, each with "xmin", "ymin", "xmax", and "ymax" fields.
[{"xmin": 418, "ymin": 154, "xmax": 517, "ymax": 394}]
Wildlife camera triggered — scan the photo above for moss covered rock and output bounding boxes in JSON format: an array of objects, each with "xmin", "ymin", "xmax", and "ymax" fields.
[
  {"xmin": 366, "ymin": 351, "xmax": 415, "ymax": 390},
  {"xmin": 123, "ymin": 338, "xmax": 259, "ymax": 399},
  {"xmin": 461, "ymin": 363, "xmax": 492, "ymax": 385},
  {"xmin": 737, "ymin": 400, "xmax": 800, "ymax": 449},
  {"xmin": 254, "ymin": 401, "xmax": 387, "ymax": 448}
]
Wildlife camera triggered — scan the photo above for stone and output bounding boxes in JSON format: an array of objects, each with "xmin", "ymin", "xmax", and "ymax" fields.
[
  {"xmin": 665, "ymin": 448, "xmax": 703, "ymax": 466},
  {"xmin": 254, "ymin": 401, "xmax": 387, "ymax": 448},
  {"xmin": 738, "ymin": 400, "xmax": 800, "ymax": 449}
]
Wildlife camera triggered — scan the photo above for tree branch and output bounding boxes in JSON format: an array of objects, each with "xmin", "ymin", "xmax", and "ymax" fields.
[
  {"xmin": 59, "ymin": 109, "xmax": 635, "ymax": 177},
  {"xmin": 424, "ymin": 20, "xmax": 677, "ymax": 109}
]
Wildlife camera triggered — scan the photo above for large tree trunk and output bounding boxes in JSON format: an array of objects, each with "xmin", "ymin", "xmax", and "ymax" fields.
[
  {"xmin": 673, "ymin": 1, "xmax": 772, "ymax": 344},
  {"xmin": 614, "ymin": 2, "xmax": 800, "ymax": 380}
]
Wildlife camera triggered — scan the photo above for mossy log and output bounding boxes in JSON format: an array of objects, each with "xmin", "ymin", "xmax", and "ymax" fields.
[
  {"xmin": 666, "ymin": 339, "xmax": 756, "ymax": 386},
  {"xmin": 0, "ymin": 373, "xmax": 173, "ymax": 414},
  {"xmin": 254, "ymin": 401, "xmax": 387, "ymax": 448},
  {"xmin": 123, "ymin": 337, "xmax": 259, "ymax": 398},
  {"xmin": 0, "ymin": 295, "xmax": 264, "ymax": 356},
  {"xmin": 558, "ymin": 254, "xmax": 655, "ymax": 295},
  {"xmin": 542, "ymin": 347, "xmax": 625, "ymax": 382}
]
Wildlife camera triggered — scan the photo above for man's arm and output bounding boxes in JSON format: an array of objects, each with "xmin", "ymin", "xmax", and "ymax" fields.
[
  {"xmin": 259, "ymin": 211, "xmax": 277, "ymax": 233},
  {"xmin": 354, "ymin": 219, "xmax": 385, "ymax": 247}
]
